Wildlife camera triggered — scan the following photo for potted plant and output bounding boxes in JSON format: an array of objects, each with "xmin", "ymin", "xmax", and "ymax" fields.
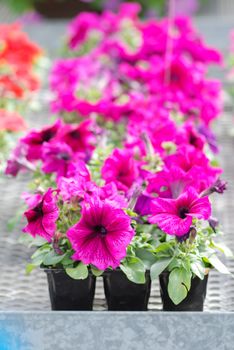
[
  {"xmin": 19, "ymin": 185, "xmax": 154, "ymax": 311},
  {"xmin": 13, "ymin": 121, "xmax": 155, "ymax": 310},
  {"xmin": 146, "ymin": 181, "xmax": 231, "ymax": 311}
]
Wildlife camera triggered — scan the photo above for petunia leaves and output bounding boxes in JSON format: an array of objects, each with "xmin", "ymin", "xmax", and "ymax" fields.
[
  {"xmin": 43, "ymin": 251, "xmax": 66, "ymax": 266},
  {"xmin": 120, "ymin": 257, "xmax": 146, "ymax": 284},
  {"xmin": 91, "ymin": 265, "xmax": 104, "ymax": 277},
  {"xmin": 66, "ymin": 262, "xmax": 89, "ymax": 280},
  {"xmin": 206, "ymin": 254, "xmax": 231, "ymax": 275},
  {"xmin": 190, "ymin": 260, "xmax": 205, "ymax": 280},
  {"xmin": 168, "ymin": 268, "xmax": 192, "ymax": 305},
  {"xmin": 150, "ymin": 257, "xmax": 174, "ymax": 280},
  {"xmin": 135, "ymin": 248, "xmax": 157, "ymax": 269}
]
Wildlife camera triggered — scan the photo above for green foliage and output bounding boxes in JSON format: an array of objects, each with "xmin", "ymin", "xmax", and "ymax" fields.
[
  {"xmin": 66, "ymin": 262, "xmax": 89, "ymax": 280},
  {"xmin": 2, "ymin": 0, "xmax": 34, "ymax": 13},
  {"xmin": 151, "ymin": 257, "xmax": 173, "ymax": 280},
  {"xmin": 120, "ymin": 256, "xmax": 146, "ymax": 284},
  {"xmin": 168, "ymin": 268, "xmax": 192, "ymax": 305}
]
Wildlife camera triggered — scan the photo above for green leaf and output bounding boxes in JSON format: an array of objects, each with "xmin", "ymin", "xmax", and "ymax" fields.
[
  {"xmin": 168, "ymin": 268, "xmax": 192, "ymax": 305},
  {"xmin": 66, "ymin": 263, "xmax": 89, "ymax": 280},
  {"xmin": 31, "ymin": 246, "xmax": 51, "ymax": 266},
  {"xmin": 120, "ymin": 258, "xmax": 146, "ymax": 284},
  {"xmin": 191, "ymin": 261, "xmax": 205, "ymax": 280},
  {"xmin": 91, "ymin": 266, "xmax": 104, "ymax": 277},
  {"xmin": 19, "ymin": 234, "xmax": 48, "ymax": 248},
  {"xmin": 43, "ymin": 251, "xmax": 66, "ymax": 266},
  {"xmin": 155, "ymin": 242, "xmax": 172, "ymax": 253},
  {"xmin": 135, "ymin": 249, "xmax": 157, "ymax": 269},
  {"xmin": 60, "ymin": 252, "xmax": 74, "ymax": 267},
  {"xmin": 207, "ymin": 254, "xmax": 231, "ymax": 275},
  {"xmin": 212, "ymin": 242, "xmax": 233, "ymax": 258},
  {"xmin": 25, "ymin": 264, "xmax": 37, "ymax": 275},
  {"xmin": 150, "ymin": 257, "xmax": 173, "ymax": 280}
]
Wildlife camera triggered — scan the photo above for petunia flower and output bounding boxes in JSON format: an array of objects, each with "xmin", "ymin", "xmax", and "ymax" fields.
[
  {"xmin": 101, "ymin": 148, "xmax": 138, "ymax": 192},
  {"xmin": 21, "ymin": 119, "xmax": 62, "ymax": 161},
  {"xmin": 147, "ymin": 166, "xmax": 198, "ymax": 199},
  {"xmin": 42, "ymin": 141, "xmax": 75, "ymax": 179},
  {"xmin": 67, "ymin": 198, "xmax": 135, "ymax": 270},
  {"xmin": 57, "ymin": 119, "xmax": 95, "ymax": 157},
  {"xmin": 149, "ymin": 187, "xmax": 211, "ymax": 236},
  {"xmin": 23, "ymin": 188, "xmax": 59, "ymax": 242}
]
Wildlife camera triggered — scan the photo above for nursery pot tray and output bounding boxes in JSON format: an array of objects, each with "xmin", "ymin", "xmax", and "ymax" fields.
[
  {"xmin": 103, "ymin": 270, "xmax": 151, "ymax": 311},
  {"xmin": 34, "ymin": 0, "xmax": 96, "ymax": 19},
  {"xmin": 44, "ymin": 268, "xmax": 96, "ymax": 310},
  {"xmin": 159, "ymin": 272, "xmax": 209, "ymax": 312}
]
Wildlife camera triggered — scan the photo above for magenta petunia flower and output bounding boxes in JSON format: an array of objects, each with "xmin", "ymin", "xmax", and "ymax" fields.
[
  {"xmin": 21, "ymin": 119, "xmax": 62, "ymax": 161},
  {"xmin": 57, "ymin": 120, "xmax": 95, "ymax": 156},
  {"xmin": 149, "ymin": 187, "xmax": 211, "ymax": 236},
  {"xmin": 147, "ymin": 166, "xmax": 197, "ymax": 199},
  {"xmin": 101, "ymin": 148, "xmax": 138, "ymax": 192},
  {"xmin": 67, "ymin": 199, "xmax": 135, "ymax": 270},
  {"xmin": 42, "ymin": 141, "xmax": 75, "ymax": 178},
  {"xmin": 23, "ymin": 188, "xmax": 59, "ymax": 242}
]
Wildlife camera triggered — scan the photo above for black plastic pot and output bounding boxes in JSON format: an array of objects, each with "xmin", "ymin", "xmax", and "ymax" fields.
[
  {"xmin": 44, "ymin": 269, "xmax": 96, "ymax": 310},
  {"xmin": 159, "ymin": 272, "xmax": 208, "ymax": 311},
  {"xmin": 34, "ymin": 0, "xmax": 96, "ymax": 19},
  {"xmin": 103, "ymin": 270, "xmax": 151, "ymax": 311}
]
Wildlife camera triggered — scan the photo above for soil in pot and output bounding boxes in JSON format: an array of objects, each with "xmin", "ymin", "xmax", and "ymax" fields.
[
  {"xmin": 103, "ymin": 269, "xmax": 151, "ymax": 311},
  {"xmin": 34, "ymin": 0, "xmax": 96, "ymax": 19},
  {"xmin": 159, "ymin": 272, "xmax": 208, "ymax": 311},
  {"xmin": 45, "ymin": 269, "xmax": 96, "ymax": 310}
]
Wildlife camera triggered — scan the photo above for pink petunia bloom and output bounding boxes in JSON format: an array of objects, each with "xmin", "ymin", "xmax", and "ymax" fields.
[
  {"xmin": 42, "ymin": 141, "xmax": 75, "ymax": 178},
  {"xmin": 164, "ymin": 145, "xmax": 222, "ymax": 192},
  {"xmin": 5, "ymin": 142, "xmax": 35, "ymax": 176},
  {"xmin": 149, "ymin": 187, "xmax": 211, "ymax": 236},
  {"xmin": 101, "ymin": 148, "xmax": 138, "ymax": 192},
  {"xmin": 58, "ymin": 177, "xmax": 95, "ymax": 202},
  {"xmin": 147, "ymin": 166, "xmax": 197, "ymax": 199},
  {"xmin": 176, "ymin": 122, "xmax": 205, "ymax": 151},
  {"xmin": 23, "ymin": 188, "xmax": 59, "ymax": 242},
  {"xmin": 68, "ymin": 12, "xmax": 101, "ymax": 50},
  {"xmin": 57, "ymin": 120, "xmax": 95, "ymax": 157},
  {"xmin": 67, "ymin": 199, "xmax": 135, "ymax": 270},
  {"xmin": 21, "ymin": 119, "xmax": 62, "ymax": 161}
]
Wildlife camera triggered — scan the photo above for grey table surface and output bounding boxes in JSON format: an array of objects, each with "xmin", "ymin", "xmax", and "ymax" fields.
[{"xmin": 1, "ymin": 7, "xmax": 234, "ymax": 350}]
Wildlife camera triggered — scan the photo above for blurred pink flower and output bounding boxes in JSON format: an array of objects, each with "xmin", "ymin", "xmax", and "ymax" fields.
[
  {"xmin": 23, "ymin": 188, "xmax": 59, "ymax": 242},
  {"xmin": 102, "ymin": 148, "xmax": 138, "ymax": 192}
]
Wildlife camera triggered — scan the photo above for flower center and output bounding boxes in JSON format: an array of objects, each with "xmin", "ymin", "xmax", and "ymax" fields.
[
  {"xmin": 31, "ymin": 202, "xmax": 43, "ymax": 220},
  {"xmin": 69, "ymin": 130, "xmax": 80, "ymax": 139},
  {"xmin": 58, "ymin": 152, "xmax": 71, "ymax": 161},
  {"xmin": 42, "ymin": 130, "xmax": 55, "ymax": 142},
  {"xmin": 178, "ymin": 206, "xmax": 189, "ymax": 219},
  {"xmin": 94, "ymin": 225, "xmax": 107, "ymax": 237}
]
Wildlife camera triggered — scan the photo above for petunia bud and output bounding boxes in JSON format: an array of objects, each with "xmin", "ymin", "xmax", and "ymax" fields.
[
  {"xmin": 189, "ymin": 226, "xmax": 197, "ymax": 244},
  {"xmin": 52, "ymin": 231, "xmax": 64, "ymax": 255},
  {"xmin": 208, "ymin": 217, "xmax": 219, "ymax": 232},
  {"xmin": 200, "ymin": 178, "xmax": 227, "ymax": 197}
]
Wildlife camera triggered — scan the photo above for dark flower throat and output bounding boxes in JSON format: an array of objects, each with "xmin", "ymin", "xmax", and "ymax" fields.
[{"xmin": 94, "ymin": 225, "xmax": 107, "ymax": 237}]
